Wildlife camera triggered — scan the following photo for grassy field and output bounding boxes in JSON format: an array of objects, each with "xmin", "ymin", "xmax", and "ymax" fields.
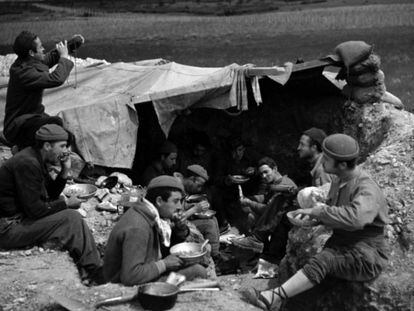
[{"xmin": 0, "ymin": 3, "xmax": 413, "ymax": 109}]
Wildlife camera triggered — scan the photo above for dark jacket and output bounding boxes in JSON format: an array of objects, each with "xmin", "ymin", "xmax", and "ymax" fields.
[
  {"xmin": 0, "ymin": 147, "xmax": 67, "ymax": 220},
  {"xmin": 103, "ymin": 202, "xmax": 189, "ymax": 286},
  {"xmin": 4, "ymin": 52, "xmax": 73, "ymax": 137}
]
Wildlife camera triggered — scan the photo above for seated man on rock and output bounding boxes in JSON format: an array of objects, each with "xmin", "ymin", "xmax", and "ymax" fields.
[
  {"xmin": 240, "ymin": 157, "xmax": 297, "ymax": 227},
  {"xmin": 243, "ymin": 134, "xmax": 388, "ymax": 311},
  {"xmin": 0, "ymin": 124, "xmax": 103, "ymax": 284},
  {"xmin": 180, "ymin": 164, "xmax": 220, "ymax": 261},
  {"xmin": 103, "ymin": 175, "xmax": 207, "ymax": 286},
  {"xmin": 141, "ymin": 141, "xmax": 178, "ymax": 186}
]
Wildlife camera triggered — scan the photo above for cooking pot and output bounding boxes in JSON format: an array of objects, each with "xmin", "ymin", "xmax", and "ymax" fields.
[{"xmin": 95, "ymin": 280, "xmax": 220, "ymax": 310}]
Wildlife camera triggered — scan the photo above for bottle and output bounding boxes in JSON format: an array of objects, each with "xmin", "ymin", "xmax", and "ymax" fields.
[{"xmin": 129, "ymin": 186, "xmax": 139, "ymax": 202}]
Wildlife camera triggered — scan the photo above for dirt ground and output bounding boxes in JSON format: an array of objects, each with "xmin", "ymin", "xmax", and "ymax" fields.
[{"xmin": 0, "ymin": 246, "xmax": 270, "ymax": 311}]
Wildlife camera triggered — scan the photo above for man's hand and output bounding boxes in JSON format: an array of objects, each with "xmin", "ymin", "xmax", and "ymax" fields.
[
  {"xmin": 240, "ymin": 197, "xmax": 253, "ymax": 206},
  {"xmin": 56, "ymin": 40, "xmax": 69, "ymax": 59},
  {"xmin": 196, "ymin": 200, "xmax": 210, "ymax": 212},
  {"xmin": 59, "ymin": 152, "xmax": 71, "ymax": 179},
  {"xmin": 172, "ymin": 212, "xmax": 187, "ymax": 230},
  {"xmin": 163, "ymin": 255, "xmax": 183, "ymax": 271},
  {"xmin": 66, "ymin": 195, "xmax": 82, "ymax": 209}
]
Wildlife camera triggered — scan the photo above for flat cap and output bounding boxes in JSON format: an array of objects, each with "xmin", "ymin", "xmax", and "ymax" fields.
[
  {"xmin": 303, "ymin": 128, "xmax": 327, "ymax": 146},
  {"xmin": 147, "ymin": 175, "xmax": 184, "ymax": 192},
  {"xmin": 187, "ymin": 164, "xmax": 209, "ymax": 181},
  {"xmin": 35, "ymin": 124, "xmax": 68, "ymax": 141},
  {"xmin": 322, "ymin": 134, "xmax": 359, "ymax": 161},
  {"xmin": 159, "ymin": 141, "xmax": 177, "ymax": 155}
]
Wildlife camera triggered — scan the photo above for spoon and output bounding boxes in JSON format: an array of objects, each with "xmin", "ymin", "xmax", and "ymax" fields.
[{"xmin": 200, "ymin": 239, "xmax": 209, "ymax": 252}]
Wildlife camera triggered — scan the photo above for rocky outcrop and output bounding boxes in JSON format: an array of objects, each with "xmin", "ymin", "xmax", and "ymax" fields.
[{"xmin": 279, "ymin": 101, "xmax": 414, "ymax": 311}]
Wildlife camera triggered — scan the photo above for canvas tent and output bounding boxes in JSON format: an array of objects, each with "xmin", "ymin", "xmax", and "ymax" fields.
[{"xmin": 0, "ymin": 57, "xmax": 341, "ymax": 169}]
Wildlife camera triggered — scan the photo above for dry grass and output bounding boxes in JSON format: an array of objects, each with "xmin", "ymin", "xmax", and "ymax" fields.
[{"xmin": 0, "ymin": 4, "xmax": 414, "ymax": 44}]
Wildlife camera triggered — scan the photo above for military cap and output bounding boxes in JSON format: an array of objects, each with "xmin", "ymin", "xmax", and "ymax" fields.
[
  {"xmin": 187, "ymin": 164, "xmax": 209, "ymax": 181},
  {"xmin": 147, "ymin": 175, "xmax": 184, "ymax": 192}
]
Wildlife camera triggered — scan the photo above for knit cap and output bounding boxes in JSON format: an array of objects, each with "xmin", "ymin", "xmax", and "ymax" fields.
[
  {"xmin": 159, "ymin": 141, "xmax": 177, "ymax": 155},
  {"xmin": 322, "ymin": 134, "xmax": 359, "ymax": 161},
  {"xmin": 303, "ymin": 128, "xmax": 327, "ymax": 146},
  {"xmin": 35, "ymin": 124, "xmax": 68, "ymax": 141}
]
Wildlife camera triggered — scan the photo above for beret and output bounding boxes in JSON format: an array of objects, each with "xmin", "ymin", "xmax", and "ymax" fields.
[
  {"xmin": 303, "ymin": 128, "xmax": 327, "ymax": 146},
  {"xmin": 187, "ymin": 164, "xmax": 209, "ymax": 181},
  {"xmin": 147, "ymin": 175, "xmax": 184, "ymax": 192},
  {"xmin": 159, "ymin": 141, "xmax": 177, "ymax": 155},
  {"xmin": 322, "ymin": 134, "xmax": 359, "ymax": 161},
  {"xmin": 35, "ymin": 124, "xmax": 68, "ymax": 141}
]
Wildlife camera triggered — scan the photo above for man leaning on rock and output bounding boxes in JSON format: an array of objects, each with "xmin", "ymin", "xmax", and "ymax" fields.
[{"xmin": 0, "ymin": 124, "xmax": 103, "ymax": 285}]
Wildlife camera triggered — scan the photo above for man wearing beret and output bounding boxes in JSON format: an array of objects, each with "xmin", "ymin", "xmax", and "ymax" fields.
[
  {"xmin": 4, "ymin": 31, "xmax": 83, "ymax": 150},
  {"xmin": 180, "ymin": 164, "xmax": 220, "ymax": 260},
  {"xmin": 0, "ymin": 124, "xmax": 103, "ymax": 284},
  {"xmin": 104, "ymin": 175, "xmax": 207, "ymax": 286},
  {"xmin": 298, "ymin": 128, "xmax": 333, "ymax": 187},
  {"xmin": 141, "ymin": 141, "xmax": 178, "ymax": 186},
  {"xmin": 245, "ymin": 134, "xmax": 388, "ymax": 311}
]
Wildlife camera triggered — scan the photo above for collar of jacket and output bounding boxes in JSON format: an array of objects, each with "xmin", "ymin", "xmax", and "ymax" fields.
[{"xmin": 132, "ymin": 201, "xmax": 157, "ymax": 227}]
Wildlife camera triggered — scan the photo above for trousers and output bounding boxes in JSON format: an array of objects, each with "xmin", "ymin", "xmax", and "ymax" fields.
[{"xmin": 0, "ymin": 209, "xmax": 101, "ymax": 273}]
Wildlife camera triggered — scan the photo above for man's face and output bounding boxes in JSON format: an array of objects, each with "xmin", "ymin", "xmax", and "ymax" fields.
[
  {"xmin": 322, "ymin": 153, "xmax": 338, "ymax": 175},
  {"xmin": 157, "ymin": 191, "xmax": 183, "ymax": 219},
  {"xmin": 30, "ymin": 37, "xmax": 45, "ymax": 62},
  {"xmin": 45, "ymin": 141, "xmax": 68, "ymax": 163},
  {"xmin": 232, "ymin": 145, "xmax": 245, "ymax": 161},
  {"xmin": 162, "ymin": 152, "xmax": 177, "ymax": 170},
  {"xmin": 185, "ymin": 176, "xmax": 206, "ymax": 194},
  {"xmin": 193, "ymin": 144, "xmax": 207, "ymax": 158},
  {"xmin": 259, "ymin": 164, "xmax": 279, "ymax": 184},
  {"xmin": 297, "ymin": 135, "xmax": 315, "ymax": 159}
]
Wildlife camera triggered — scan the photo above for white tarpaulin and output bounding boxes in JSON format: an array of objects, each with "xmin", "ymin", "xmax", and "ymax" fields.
[{"xmin": 0, "ymin": 59, "xmax": 295, "ymax": 168}]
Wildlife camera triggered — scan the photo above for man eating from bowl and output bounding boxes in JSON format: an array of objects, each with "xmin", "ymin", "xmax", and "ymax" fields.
[
  {"xmin": 243, "ymin": 134, "xmax": 388, "ymax": 311},
  {"xmin": 104, "ymin": 175, "xmax": 207, "ymax": 286},
  {"xmin": 0, "ymin": 124, "xmax": 103, "ymax": 285},
  {"xmin": 180, "ymin": 164, "xmax": 220, "ymax": 260}
]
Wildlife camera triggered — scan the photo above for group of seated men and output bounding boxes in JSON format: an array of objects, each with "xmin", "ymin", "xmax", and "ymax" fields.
[{"xmin": 0, "ymin": 30, "xmax": 389, "ymax": 310}]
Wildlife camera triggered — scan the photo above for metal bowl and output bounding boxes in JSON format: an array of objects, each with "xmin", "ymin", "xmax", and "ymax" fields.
[
  {"xmin": 63, "ymin": 184, "xmax": 98, "ymax": 200},
  {"xmin": 287, "ymin": 211, "xmax": 319, "ymax": 227},
  {"xmin": 194, "ymin": 209, "xmax": 216, "ymax": 219},
  {"xmin": 186, "ymin": 194, "xmax": 207, "ymax": 204},
  {"xmin": 229, "ymin": 175, "xmax": 250, "ymax": 184},
  {"xmin": 170, "ymin": 242, "xmax": 207, "ymax": 265}
]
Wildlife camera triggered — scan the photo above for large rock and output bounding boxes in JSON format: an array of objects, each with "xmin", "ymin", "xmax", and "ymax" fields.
[{"xmin": 279, "ymin": 101, "xmax": 414, "ymax": 311}]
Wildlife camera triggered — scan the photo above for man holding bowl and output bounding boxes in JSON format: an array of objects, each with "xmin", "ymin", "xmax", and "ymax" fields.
[{"xmin": 104, "ymin": 175, "xmax": 208, "ymax": 286}]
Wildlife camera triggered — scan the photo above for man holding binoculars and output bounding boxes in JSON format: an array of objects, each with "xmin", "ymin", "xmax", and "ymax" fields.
[{"xmin": 4, "ymin": 30, "xmax": 84, "ymax": 151}]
